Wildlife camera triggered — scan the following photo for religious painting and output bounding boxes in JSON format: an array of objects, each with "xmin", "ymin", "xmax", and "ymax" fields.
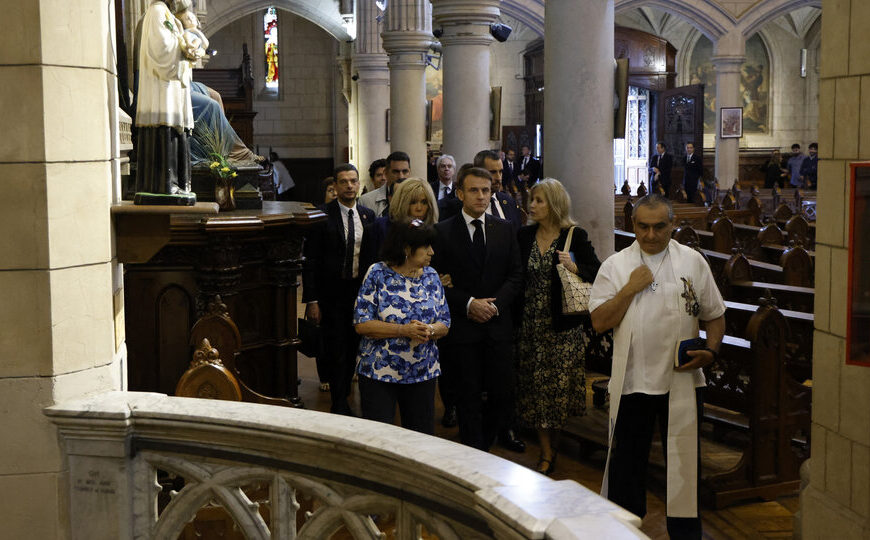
[
  {"xmin": 847, "ymin": 163, "xmax": 870, "ymax": 366},
  {"xmin": 425, "ymin": 64, "xmax": 443, "ymax": 144},
  {"xmin": 689, "ymin": 34, "xmax": 769, "ymax": 134},
  {"xmin": 720, "ymin": 107, "xmax": 743, "ymax": 138},
  {"xmin": 490, "ymin": 87, "xmax": 502, "ymax": 141}
]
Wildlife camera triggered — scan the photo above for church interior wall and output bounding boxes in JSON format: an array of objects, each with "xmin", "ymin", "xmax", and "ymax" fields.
[
  {"xmin": 802, "ymin": 0, "xmax": 870, "ymax": 536},
  {"xmin": 204, "ymin": 9, "xmax": 342, "ymax": 159},
  {"xmin": 488, "ymin": 15, "xmax": 539, "ymax": 142}
]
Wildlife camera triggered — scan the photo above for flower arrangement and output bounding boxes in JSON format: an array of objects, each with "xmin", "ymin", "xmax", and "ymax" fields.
[
  {"xmin": 209, "ymin": 152, "xmax": 238, "ymax": 211},
  {"xmin": 209, "ymin": 153, "xmax": 238, "ymax": 181}
]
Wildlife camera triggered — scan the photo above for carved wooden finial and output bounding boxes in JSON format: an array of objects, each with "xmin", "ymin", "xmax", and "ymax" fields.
[
  {"xmin": 192, "ymin": 338, "xmax": 223, "ymax": 368},
  {"xmin": 758, "ymin": 288, "xmax": 777, "ymax": 308},
  {"xmin": 621, "ymin": 180, "xmax": 631, "ymax": 196},
  {"xmin": 637, "ymin": 181, "xmax": 647, "ymax": 197},
  {"xmin": 207, "ymin": 295, "xmax": 228, "ymax": 316}
]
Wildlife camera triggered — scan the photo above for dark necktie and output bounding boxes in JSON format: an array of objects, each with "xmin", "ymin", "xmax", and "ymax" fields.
[
  {"xmin": 343, "ymin": 209, "xmax": 355, "ymax": 278},
  {"xmin": 490, "ymin": 198, "xmax": 498, "ymax": 217},
  {"xmin": 471, "ymin": 219, "xmax": 485, "ymax": 264}
]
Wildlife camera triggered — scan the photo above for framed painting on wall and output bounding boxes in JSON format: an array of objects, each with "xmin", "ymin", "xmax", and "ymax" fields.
[{"xmin": 720, "ymin": 107, "xmax": 743, "ymax": 139}]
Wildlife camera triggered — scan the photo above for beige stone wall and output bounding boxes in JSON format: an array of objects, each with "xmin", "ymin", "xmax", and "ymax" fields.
[
  {"xmin": 204, "ymin": 10, "xmax": 343, "ymax": 159},
  {"xmin": 0, "ymin": 0, "xmax": 122, "ymax": 537},
  {"xmin": 802, "ymin": 0, "xmax": 870, "ymax": 537}
]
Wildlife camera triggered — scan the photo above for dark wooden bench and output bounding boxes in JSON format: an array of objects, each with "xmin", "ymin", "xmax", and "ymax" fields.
[{"xmin": 192, "ymin": 44, "xmax": 257, "ymax": 146}]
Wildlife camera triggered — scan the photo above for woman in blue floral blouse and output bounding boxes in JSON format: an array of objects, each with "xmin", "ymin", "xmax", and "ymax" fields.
[{"xmin": 353, "ymin": 221, "xmax": 451, "ymax": 434}]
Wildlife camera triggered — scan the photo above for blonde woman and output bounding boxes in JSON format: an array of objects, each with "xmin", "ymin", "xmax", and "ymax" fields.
[
  {"xmin": 360, "ymin": 177, "xmax": 438, "ymax": 272},
  {"xmin": 514, "ymin": 178, "xmax": 601, "ymax": 474}
]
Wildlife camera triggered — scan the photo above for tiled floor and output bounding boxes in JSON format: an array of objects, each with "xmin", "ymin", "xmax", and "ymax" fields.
[{"xmin": 296, "ymin": 354, "xmax": 800, "ymax": 539}]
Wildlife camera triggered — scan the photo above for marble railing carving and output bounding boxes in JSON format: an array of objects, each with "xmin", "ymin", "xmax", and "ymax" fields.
[{"xmin": 45, "ymin": 392, "xmax": 646, "ymax": 539}]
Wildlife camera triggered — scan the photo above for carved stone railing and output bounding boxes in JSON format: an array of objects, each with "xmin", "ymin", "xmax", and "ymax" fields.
[{"xmin": 45, "ymin": 392, "xmax": 646, "ymax": 539}]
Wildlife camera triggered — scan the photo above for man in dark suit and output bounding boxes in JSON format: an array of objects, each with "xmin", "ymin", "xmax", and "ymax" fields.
[
  {"xmin": 518, "ymin": 144, "xmax": 541, "ymax": 187},
  {"xmin": 431, "ymin": 166, "xmax": 523, "ymax": 451},
  {"xmin": 648, "ymin": 141, "xmax": 673, "ymax": 197},
  {"xmin": 502, "ymin": 148, "xmax": 519, "ymax": 194},
  {"xmin": 475, "ymin": 150, "xmax": 524, "ymax": 232},
  {"xmin": 429, "ymin": 154, "xmax": 456, "ymax": 202},
  {"xmin": 302, "ymin": 163, "xmax": 376, "ymax": 415},
  {"xmin": 683, "ymin": 142, "xmax": 703, "ymax": 203}
]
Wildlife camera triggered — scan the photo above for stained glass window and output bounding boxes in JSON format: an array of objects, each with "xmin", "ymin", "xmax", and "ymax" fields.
[{"xmin": 264, "ymin": 7, "xmax": 279, "ymax": 89}]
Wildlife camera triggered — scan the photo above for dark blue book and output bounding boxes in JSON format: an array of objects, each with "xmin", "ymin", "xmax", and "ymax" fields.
[{"xmin": 675, "ymin": 337, "xmax": 705, "ymax": 368}]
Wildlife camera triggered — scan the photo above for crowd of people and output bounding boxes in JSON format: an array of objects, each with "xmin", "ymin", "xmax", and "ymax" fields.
[
  {"xmin": 302, "ymin": 148, "xmax": 725, "ymax": 540},
  {"xmin": 301, "ymin": 149, "xmax": 598, "ymax": 472}
]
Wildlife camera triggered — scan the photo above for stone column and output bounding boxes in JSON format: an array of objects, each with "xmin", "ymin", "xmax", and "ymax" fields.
[
  {"xmin": 543, "ymin": 0, "xmax": 615, "ymax": 258},
  {"xmin": 0, "ymin": 0, "xmax": 121, "ymax": 537},
  {"xmin": 711, "ymin": 53, "xmax": 745, "ymax": 190},
  {"xmin": 353, "ymin": 0, "xmax": 390, "ymax": 185},
  {"xmin": 381, "ymin": 0, "xmax": 432, "ymax": 174},
  {"xmin": 432, "ymin": 0, "xmax": 500, "ymax": 165}
]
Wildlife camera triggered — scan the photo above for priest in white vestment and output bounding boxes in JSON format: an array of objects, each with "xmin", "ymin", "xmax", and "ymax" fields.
[{"xmin": 589, "ymin": 194, "xmax": 725, "ymax": 540}]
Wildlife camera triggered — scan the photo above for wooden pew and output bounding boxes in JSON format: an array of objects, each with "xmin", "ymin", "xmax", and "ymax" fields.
[
  {"xmin": 723, "ymin": 300, "xmax": 813, "ymax": 384},
  {"xmin": 699, "ymin": 293, "xmax": 811, "ymax": 508}
]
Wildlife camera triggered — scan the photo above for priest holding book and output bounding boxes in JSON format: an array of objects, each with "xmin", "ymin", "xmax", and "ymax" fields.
[{"xmin": 588, "ymin": 194, "xmax": 725, "ymax": 540}]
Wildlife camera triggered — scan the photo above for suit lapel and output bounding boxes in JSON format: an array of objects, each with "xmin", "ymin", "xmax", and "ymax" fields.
[{"xmin": 329, "ymin": 201, "xmax": 347, "ymax": 250}]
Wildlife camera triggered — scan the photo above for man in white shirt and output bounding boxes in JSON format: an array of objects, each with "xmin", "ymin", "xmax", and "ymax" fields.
[
  {"xmin": 271, "ymin": 152, "xmax": 296, "ymax": 200},
  {"xmin": 359, "ymin": 151, "xmax": 411, "ymax": 217},
  {"xmin": 589, "ymin": 194, "xmax": 725, "ymax": 540},
  {"xmin": 302, "ymin": 164, "xmax": 375, "ymax": 415}
]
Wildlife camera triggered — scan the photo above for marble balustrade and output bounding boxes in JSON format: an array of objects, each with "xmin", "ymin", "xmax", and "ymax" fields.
[{"xmin": 44, "ymin": 391, "xmax": 646, "ymax": 539}]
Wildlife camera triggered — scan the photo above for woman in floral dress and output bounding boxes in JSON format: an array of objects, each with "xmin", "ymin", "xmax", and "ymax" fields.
[{"xmin": 514, "ymin": 179, "xmax": 602, "ymax": 474}]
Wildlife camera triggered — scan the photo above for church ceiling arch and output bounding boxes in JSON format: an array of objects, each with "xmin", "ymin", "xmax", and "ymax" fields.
[
  {"xmin": 499, "ymin": 0, "xmax": 544, "ymax": 37},
  {"xmin": 615, "ymin": 0, "xmax": 734, "ymax": 40},
  {"xmin": 202, "ymin": 0, "xmax": 350, "ymax": 41},
  {"xmin": 738, "ymin": 0, "xmax": 822, "ymax": 38}
]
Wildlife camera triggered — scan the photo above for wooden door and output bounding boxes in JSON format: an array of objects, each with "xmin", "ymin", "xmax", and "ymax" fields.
[{"xmin": 657, "ymin": 84, "xmax": 705, "ymax": 192}]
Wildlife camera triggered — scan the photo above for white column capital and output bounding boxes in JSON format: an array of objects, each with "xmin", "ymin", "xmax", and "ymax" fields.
[
  {"xmin": 431, "ymin": 0, "xmax": 501, "ymax": 26},
  {"xmin": 381, "ymin": 31, "xmax": 433, "ymax": 69},
  {"xmin": 711, "ymin": 55, "xmax": 746, "ymax": 74},
  {"xmin": 353, "ymin": 53, "xmax": 389, "ymax": 74}
]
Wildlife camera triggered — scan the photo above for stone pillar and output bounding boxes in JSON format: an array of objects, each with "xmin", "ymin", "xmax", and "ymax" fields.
[
  {"xmin": 432, "ymin": 0, "xmax": 500, "ymax": 165},
  {"xmin": 381, "ymin": 0, "xmax": 432, "ymax": 174},
  {"xmin": 543, "ymin": 0, "xmax": 615, "ymax": 258},
  {"xmin": 0, "ymin": 0, "xmax": 121, "ymax": 537},
  {"xmin": 711, "ymin": 49, "xmax": 745, "ymax": 189},
  {"xmin": 353, "ymin": 0, "xmax": 390, "ymax": 185}
]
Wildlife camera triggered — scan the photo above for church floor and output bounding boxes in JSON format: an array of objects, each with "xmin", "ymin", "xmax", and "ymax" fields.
[{"xmin": 295, "ymin": 355, "xmax": 799, "ymax": 539}]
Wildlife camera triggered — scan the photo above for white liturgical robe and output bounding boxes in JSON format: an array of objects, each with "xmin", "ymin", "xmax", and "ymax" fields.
[{"xmin": 589, "ymin": 239, "xmax": 725, "ymax": 518}]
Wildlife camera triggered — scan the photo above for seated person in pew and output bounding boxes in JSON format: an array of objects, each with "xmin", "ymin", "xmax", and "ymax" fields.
[{"xmin": 591, "ymin": 194, "xmax": 725, "ymax": 540}]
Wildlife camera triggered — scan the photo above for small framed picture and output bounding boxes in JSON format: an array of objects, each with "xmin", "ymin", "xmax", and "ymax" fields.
[{"xmin": 720, "ymin": 107, "xmax": 743, "ymax": 139}]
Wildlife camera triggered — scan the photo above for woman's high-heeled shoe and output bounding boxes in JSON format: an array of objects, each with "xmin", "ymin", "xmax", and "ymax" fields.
[{"xmin": 536, "ymin": 453, "xmax": 557, "ymax": 475}]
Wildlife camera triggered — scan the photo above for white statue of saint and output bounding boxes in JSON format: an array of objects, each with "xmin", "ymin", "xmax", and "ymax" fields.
[{"xmin": 133, "ymin": 0, "xmax": 197, "ymax": 205}]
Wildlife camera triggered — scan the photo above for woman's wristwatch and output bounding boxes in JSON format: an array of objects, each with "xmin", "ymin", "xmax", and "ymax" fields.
[{"xmin": 427, "ymin": 324, "xmax": 435, "ymax": 337}]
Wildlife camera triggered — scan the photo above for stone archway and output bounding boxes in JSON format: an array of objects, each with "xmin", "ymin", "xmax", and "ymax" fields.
[
  {"xmin": 739, "ymin": 0, "xmax": 822, "ymax": 37},
  {"xmin": 202, "ymin": 0, "xmax": 351, "ymax": 41}
]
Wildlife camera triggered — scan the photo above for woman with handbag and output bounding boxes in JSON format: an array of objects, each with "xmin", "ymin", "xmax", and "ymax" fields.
[{"xmin": 514, "ymin": 178, "xmax": 602, "ymax": 474}]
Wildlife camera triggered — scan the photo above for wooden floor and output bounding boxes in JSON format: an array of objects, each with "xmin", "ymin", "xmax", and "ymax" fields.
[{"xmin": 295, "ymin": 356, "xmax": 800, "ymax": 539}]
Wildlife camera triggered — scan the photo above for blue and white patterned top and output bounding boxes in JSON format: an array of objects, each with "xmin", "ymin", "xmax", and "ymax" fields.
[{"xmin": 353, "ymin": 263, "xmax": 451, "ymax": 383}]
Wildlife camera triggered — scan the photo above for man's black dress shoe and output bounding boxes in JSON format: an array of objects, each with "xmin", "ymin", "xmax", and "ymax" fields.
[
  {"xmin": 441, "ymin": 405, "xmax": 458, "ymax": 428},
  {"xmin": 498, "ymin": 429, "xmax": 526, "ymax": 453}
]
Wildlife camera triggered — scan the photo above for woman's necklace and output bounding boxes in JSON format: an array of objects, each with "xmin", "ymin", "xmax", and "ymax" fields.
[
  {"xmin": 641, "ymin": 250, "xmax": 669, "ymax": 292},
  {"xmin": 392, "ymin": 264, "xmax": 422, "ymax": 278}
]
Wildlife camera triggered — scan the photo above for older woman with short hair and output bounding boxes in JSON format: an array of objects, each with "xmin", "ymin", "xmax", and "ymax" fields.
[
  {"xmin": 354, "ymin": 221, "xmax": 450, "ymax": 434},
  {"xmin": 514, "ymin": 178, "xmax": 602, "ymax": 474},
  {"xmin": 360, "ymin": 177, "xmax": 438, "ymax": 272}
]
